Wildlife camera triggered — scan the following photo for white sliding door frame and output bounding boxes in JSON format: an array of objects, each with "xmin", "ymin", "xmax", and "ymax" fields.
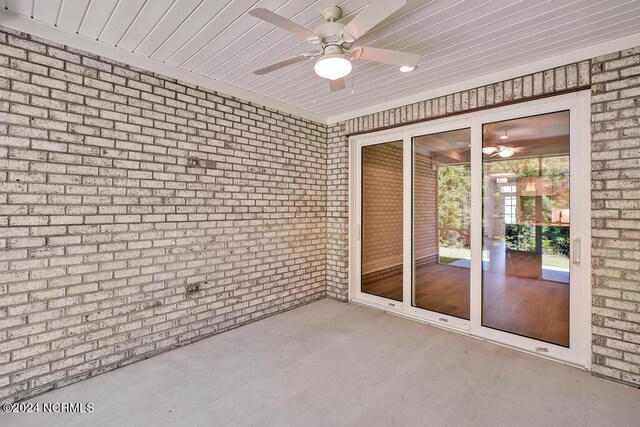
[
  {"xmin": 349, "ymin": 90, "xmax": 592, "ymax": 369},
  {"xmin": 352, "ymin": 130, "xmax": 405, "ymax": 312},
  {"xmin": 469, "ymin": 93, "xmax": 592, "ymax": 367},
  {"xmin": 403, "ymin": 118, "xmax": 472, "ymax": 333}
]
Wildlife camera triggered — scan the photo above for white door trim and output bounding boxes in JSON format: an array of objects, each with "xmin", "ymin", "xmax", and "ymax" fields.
[{"xmin": 351, "ymin": 130, "xmax": 405, "ymax": 311}]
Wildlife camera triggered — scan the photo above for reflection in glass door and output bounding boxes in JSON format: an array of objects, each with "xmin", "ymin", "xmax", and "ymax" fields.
[
  {"xmin": 361, "ymin": 141, "xmax": 404, "ymax": 302},
  {"xmin": 481, "ymin": 111, "xmax": 571, "ymax": 347},
  {"xmin": 412, "ymin": 129, "xmax": 471, "ymax": 319}
]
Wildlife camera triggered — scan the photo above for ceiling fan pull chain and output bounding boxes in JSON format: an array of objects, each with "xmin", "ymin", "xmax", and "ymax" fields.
[{"xmin": 351, "ymin": 72, "xmax": 355, "ymax": 94}]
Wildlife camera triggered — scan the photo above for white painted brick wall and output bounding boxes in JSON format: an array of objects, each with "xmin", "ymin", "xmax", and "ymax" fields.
[
  {"xmin": 326, "ymin": 124, "xmax": 349, "ymax": 300},
  {"xmin": 590, "ymin": 47, "xmax": 640, "ymax": 386},
  {"xmin": 0, "ymin": 27, "xmax": 327, "ymax": 402}
]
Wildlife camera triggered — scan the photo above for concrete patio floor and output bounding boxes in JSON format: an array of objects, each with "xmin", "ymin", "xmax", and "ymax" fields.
[{"xmin": 2, "ymin": 299, "xmax": 638, "ymax": 427}]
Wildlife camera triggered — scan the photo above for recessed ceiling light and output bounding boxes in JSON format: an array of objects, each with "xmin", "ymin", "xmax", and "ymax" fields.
[{"xmin": 400, "ymin": 65, "xmax": 416, "ymax": 72}]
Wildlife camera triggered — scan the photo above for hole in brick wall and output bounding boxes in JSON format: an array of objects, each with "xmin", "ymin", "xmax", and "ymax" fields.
[
  {"xmin": 186, "ymin": 283, "xmax": 205, "ymax": 296},
  {"xmin": 187, "ymin": 157, "xmax": 203, "ymax": 167}
]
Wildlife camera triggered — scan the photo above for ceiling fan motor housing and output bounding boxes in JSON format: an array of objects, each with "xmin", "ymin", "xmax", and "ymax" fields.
[
  {"xmin": 322, "ymin": 6, "xmax": 342, "ymax": 22},
  {"xmin": 314, "ymin": 21, "xmax": 345, "ymax": 46},
  {"xmin": 323, "ymin": 44, "xmax": 344, "ymax": 56}
]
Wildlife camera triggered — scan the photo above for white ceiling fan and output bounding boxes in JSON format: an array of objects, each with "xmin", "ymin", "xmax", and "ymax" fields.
[
  {"xmin": 483, "ymin": 145, "xmax": 516, "ymax": 158},
  {"xmin": 249, "ymin": 0, "xmax": 420, "ymax": 92},
  {"xmin": 483, "ymin": 129, "xmax": 517, "ymax": 157}
]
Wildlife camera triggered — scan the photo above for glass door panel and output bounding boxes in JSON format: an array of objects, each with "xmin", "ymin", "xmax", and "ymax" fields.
[
  {"xmin": 361, "ymin": 141, "xmax": 404, "ymax": 302},
  {"xmin": 412, "ymin": 129, "xmax": 471, "ymax": 319},
  {"xmin": 481, "ymin": 111, "xmax": 570, "ymax": 347}
]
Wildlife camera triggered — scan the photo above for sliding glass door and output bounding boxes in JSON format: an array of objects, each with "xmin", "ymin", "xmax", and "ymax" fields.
[
  {"xmin": 481, "ymin": 111, "xmax": 571, "ymax": 347},
  {"xmin": 354, "ymin": 135, "xmax": 405, "ymax": 309},
  {"xmin": 351, "ymin": 92, "xmax": 590, "ymax": 366},
  {"xmin": 412, "ymin": 128, "xmax": 471, "ymax": 321}
]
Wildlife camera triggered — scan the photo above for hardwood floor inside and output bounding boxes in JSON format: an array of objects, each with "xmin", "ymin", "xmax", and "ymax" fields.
[
  {"xmin": 361, "ymin": 263, "xmax": 569, "ymax": 347},
  {"xmin": 415, "ymin": 263, "xmax": 470, "ymax": 319}
]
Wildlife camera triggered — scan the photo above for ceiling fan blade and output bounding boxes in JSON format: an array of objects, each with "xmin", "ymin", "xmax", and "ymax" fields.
[
  {"xmin": 253, "ymin": 55, "xmax": 309, "ymax": 75},
  {"xmin": 329, "ymin": 77, "xmax": 346, "ymax": 92},
  {"xmin": 341, "ymin": 0, "xmax": 407, "ymax": 43},
  {"xmin": 249, "ymin": 8, "xmax": 321, "ymax": 43},
  {"xmin": 353, "ymin": 46, "xmax": 419, "ymax": 68}
]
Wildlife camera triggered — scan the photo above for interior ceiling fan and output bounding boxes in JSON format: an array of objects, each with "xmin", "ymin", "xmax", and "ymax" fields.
[
  {"xmin": 483, "ymin": 130, "xmax": 517, "ymax": 158},
  {"xmin": 483, "ymin": 145, "xmax": 516, "ymax": 158},
  {"xmin": 249, "ymin": 0, "xmax": 420, "ymax": 92}
]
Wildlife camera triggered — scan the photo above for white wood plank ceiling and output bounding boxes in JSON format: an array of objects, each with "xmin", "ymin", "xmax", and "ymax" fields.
[{"xmin": 2, "ymin": 0, "xmax": 640, "ymax": 122}]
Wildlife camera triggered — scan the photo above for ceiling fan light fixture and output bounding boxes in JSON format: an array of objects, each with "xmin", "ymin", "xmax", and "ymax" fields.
[
  {"xmin": 400, "ymin": 65, "xmax": 415, "ymax": 72},
  {"xmin": 497, "ymin": 147, "xmax": 515, "ymax": 158},
  {"xmin": 482, "ymin": 146, "xmax": 499, "ymax": 155},
  {"xmin": 314, "ymin": 55, "xmax": 352, "ymax": 80}
]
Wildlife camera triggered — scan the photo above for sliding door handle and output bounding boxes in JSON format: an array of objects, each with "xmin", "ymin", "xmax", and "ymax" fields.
[{"xmin": 572, "ymin": 238, "xmax": 581, "ymax": 265}]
